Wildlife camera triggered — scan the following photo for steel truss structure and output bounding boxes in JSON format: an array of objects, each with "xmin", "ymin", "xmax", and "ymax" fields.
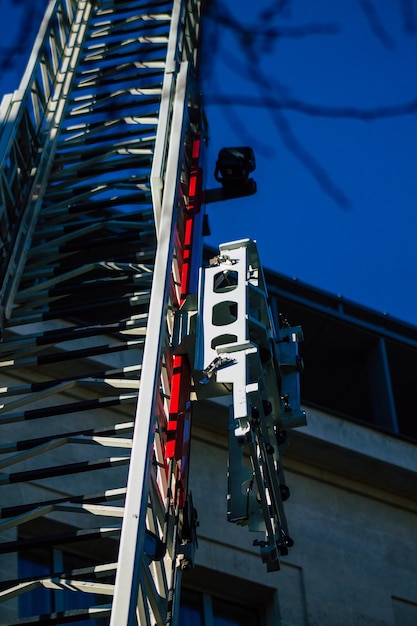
[{"xmin": 0, "ymin": 0, "xmax": 202, "ymax": 624}]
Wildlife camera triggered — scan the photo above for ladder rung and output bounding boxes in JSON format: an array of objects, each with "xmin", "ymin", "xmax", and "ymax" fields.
[
  {"xmin": 0, "ymin": 488, "xmax": 127, "ymax": 520},
  {"xmin": 0, "ymin": 525, "xmax": 121, "ymax": 555},
  {"xmin": 0, "ymin": 455, "xmax": 130, "ymax": 486}
]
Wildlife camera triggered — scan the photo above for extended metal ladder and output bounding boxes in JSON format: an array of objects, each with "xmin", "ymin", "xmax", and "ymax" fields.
[{"xmin": 0, "ymin": 0, "xmax": 202, "ymax": 624}]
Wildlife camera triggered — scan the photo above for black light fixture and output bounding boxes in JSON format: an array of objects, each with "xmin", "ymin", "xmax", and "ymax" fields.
[
  {"xmin": 214, "ymin": 147, "xmax": 256, "ymax": 191},
  {"xmin": 204, "ymin": 146, "xmax": 257, "ymax": 204}
]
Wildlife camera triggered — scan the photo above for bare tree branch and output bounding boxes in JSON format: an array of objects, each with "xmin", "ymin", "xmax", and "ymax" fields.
[
  {"xmin": 204, "ymin": 1, "xmax": 340, "ymax": 51},
  {"xmin": 270, "ymin": 108, "xmax": 351, "ymax": 209},
  {"xmin": 400, "ymin": 0, "xmax": 417, "ymax": 33},
  {"xmin": 357, "ymin": 0, "xmax": 395, "ymax": 49},
  {"xmin": 0, "ymin": 2, "xmax": 45, "ymax": 72},
  {"xmin": 203, "ymin": 0, "xmax": 416, "ymax": 210},
  {"xmin": 204, "ymin": 77, "xmax": 277, "ymax": 158},
  {"xmin": 204, "ymin": 93, "xmax": 417, "ymax": 121},
  {"xmin": 243, "ymin": 55, "xmax": 351, "ymax": 209},
  {"xmin": 259, "ymin": 0, "xmax": 293, "ymax": 22}
]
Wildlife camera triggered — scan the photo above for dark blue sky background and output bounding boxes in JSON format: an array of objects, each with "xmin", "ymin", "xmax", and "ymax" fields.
[
  {"xmin": 0, "ymin": 0, "xmax": 416, "ymax": 325},
  {"xmin": 201, "ymin": 0, "xmax": 417, "ymax": 326}
]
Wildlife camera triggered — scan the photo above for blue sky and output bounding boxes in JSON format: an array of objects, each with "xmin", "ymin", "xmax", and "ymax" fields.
[
  {"xmin": 0, "ymin": 0, "xmax": 416, "ymax": 325},
  {"xmin": 201, "ymin": 0, "xmax": 417, "ymax": 326}
]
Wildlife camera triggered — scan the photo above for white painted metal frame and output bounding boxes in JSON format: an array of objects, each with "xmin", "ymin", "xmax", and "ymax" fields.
[
  {"xmin": 110, "ymin": 58, "xmax": 190, "ymax": 626},
  {"xmin": 195, "ymin": 238, "xmax": 305, "ymax": 571},
  {"xmin": 0, "ymin": 0, "xmax": 202, "ymax": 624}
]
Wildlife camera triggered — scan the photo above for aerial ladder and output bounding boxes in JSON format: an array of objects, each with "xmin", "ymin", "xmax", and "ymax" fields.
[{"xmin": 0, "ymin": 1, "xmax": 305, "ymax": 625}]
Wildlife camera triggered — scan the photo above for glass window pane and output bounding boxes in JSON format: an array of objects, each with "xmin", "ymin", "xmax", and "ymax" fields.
[
  {"xmin": 62, "ymin": 551, "xmax": 109, "ymax": 626},
  {"xmin": 18, "ymin": 547, "xmax": 108, "ymax": 626},
  {"xmin": 18, "ymin": 548, "xmax": 52, "ymax": 617},
  {"xmin": 212, "ymin": 596, "xmax": 260, "ymax": 626},
  {"xmin": 179, "ymin": 588, "xmax": 204, "ymax": 626}
]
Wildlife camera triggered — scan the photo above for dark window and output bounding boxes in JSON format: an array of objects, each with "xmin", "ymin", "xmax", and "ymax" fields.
[
  {"xmin": 180, "ymin": 588, "xmax": 204, "ymax": 626},
  {"xmin": 18, "ymin": 547, "xmax": 108, "ymax": 625},
  {"xmin": 180, "ymin": 587, "xmax": 261, "ymax": 626},
  {"xmin": 19, "ymin": 547, "xmax": 52, "ymax": 617}
]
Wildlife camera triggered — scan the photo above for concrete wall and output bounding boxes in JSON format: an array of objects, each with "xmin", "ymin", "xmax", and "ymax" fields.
[{"xmin": 186, "ymin": 402, "xmax": 417, "ymax": 626}]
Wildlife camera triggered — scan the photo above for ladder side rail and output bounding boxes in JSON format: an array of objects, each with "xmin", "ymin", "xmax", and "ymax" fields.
[
  {"xmin": 151, "ymin": 0, "xmax": 184, "ymax": 230},
  {"xmin": 0, "ymin": 0, "xmax": 78, "ymax": 156},
  {"xmin": 18, "ymin": 0, "xmax": 73, "ymax": 97},
  {"xmin": 183, "ymin": 0, "xmax": 201, "ymax": 69},
  {"xmin": 151, "ymin": 0, "xmax": 201, "ymax": 232},
  {"xmin": 0, "ymin": 0, "xmax": 93, "ymax": 320},
  {"xmin": 110, "ymin": 60, "xmax": 190, "ymax": 626}
]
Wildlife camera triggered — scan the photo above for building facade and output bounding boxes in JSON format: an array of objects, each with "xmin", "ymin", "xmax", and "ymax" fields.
[{"xmin": 181, "ymin": 268, "xmax": 417, "ymax": 626}]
